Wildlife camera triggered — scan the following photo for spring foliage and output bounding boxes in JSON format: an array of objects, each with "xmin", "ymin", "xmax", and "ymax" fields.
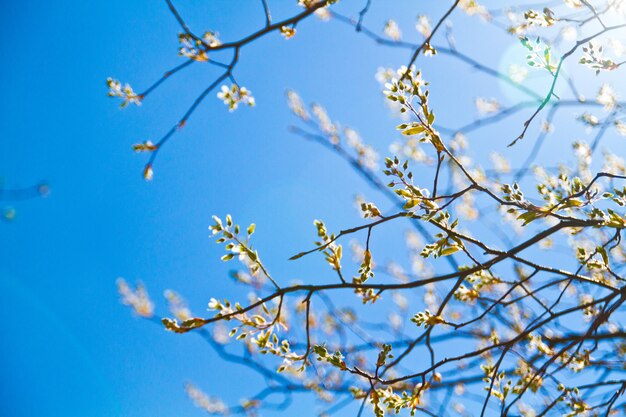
[{"xmin": 114, "ymin": 1, "xmax": 626, "ymax": 416}]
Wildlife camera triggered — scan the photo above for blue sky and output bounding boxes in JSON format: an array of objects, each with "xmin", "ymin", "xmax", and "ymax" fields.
[{"xmin": 1, "ymin": 1, "xmax": 624, "ymax": 416}]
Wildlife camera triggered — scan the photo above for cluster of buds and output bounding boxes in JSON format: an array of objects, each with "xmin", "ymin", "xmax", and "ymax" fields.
[
  {"xmin": 217, "ymin": 84, "xmax": 256, "ymax": 111},
  {"xmin": 107, "ymin": 78, "xmax": 142, "ymax": 107}
]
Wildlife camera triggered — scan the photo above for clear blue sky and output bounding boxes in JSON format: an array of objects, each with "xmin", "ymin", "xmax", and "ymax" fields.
[{"xmin": 1, "ymin": 1, "xmax": 624, "ymax": 416}]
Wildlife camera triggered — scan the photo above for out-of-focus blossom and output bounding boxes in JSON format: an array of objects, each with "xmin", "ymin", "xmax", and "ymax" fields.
[{"xmin": 117, "ymin": 278, "xmax": 154, "ymax": 317}]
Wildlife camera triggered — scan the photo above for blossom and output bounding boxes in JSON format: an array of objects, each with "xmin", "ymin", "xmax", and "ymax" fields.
[
  {"xmin": 389, "ymin": 138, "xmax": 430, "ymax": 164},
  {"xmin": 286, "ymin": 90, "xmax": 309, "ymax": 120},
  {"xmin": 164, "ymin": 290, "xmax": 192, "ymax": 321},
  {"xmin": 280, "ymin": 26, "xmax": 296, "ymax": 39},
  {"xmin": 106, "ymin": 77, "xmax": 142, "ymax": 107},
  {"xmin": 596, "ymin": 84, "xmax": 617, "ymax": 111},
  {"xmin": 314, "ymin": 7, "xmax": 331, "ymax": 21},
  {"xmin": 415, "ymin": 15, "xmax": 431, "ymax": 38},
  {"xmin": 375, "ymin": 67, "xmax": 396, "ymax": 84},
  {"xmin": 208, "ymin": 297, "xmax": 220, "ymax": 310},
  {"xmin": 561, "ymin": 25, "xmax": 577, "ymax": 42},
  {"xmin": 564, "ymin": 0, "xmax": 583, "ymax": 8},
  {"xmin": 311, "ymin": 103, "xmax": 337, "ymax": 138},
  {"xmin": 116, "ymin": 278, "xmax": 154, "ymax": 317},
  {"xmin": 614, "ymin": 120, "xmax": 626, "ymax": 136},
  {"xmin": 577, "ymin": 112, "xmax": 599, "ymax": 127},
  {"xmin": 217, "ymin": 84, "xmax": 256, "ymax": 111},
  {"xmin": 602, "ymin": 150, "xmax": 626, "ymax": 175},
  {"xmin": 508, "ymin": 64, "xmax": 528, "ymax": 84},
  {"xmin": 459, "ymin": 0, "xmax": 490, "ymax": 20},
  {"xmin": 185, "ymin": 383, "xmax": 229, "ymax": 414},
  {"xmin": 490, "ymin": 152, "xmax": 511, "ymax": 174},
  {"xmin": 383, "ymin": 19, "xmax": 402, "ymax": 41},
  {"xmin": 178, "ymin": 33, "xmax": 209, "ymax": 62},
  {"xmin": 202, "ymin": 30, "xmax": 221, "ymax": 47},
  {"xmin": 609, "ymin": 0, "xmax": 626, "ymax": 15},
  {"xmin": 212, "ymin": 322, "xmax": 231, "ymax": 344},
  {"xmin": 475, "ymin": 97, "xmax": 500, "ymax": 114},
  {"xmin": 573, "ymin": 141, "xmax": 592, "ymax": 168},
  {"xmin": 143, "ymin": 164, "xmax": 154, "ymax": 181},
  {"xmin": 607, "ymin": 38, "xmax": 625, "ymax": 57},
  {"xmin": 382, "ymin": 65, "xmax": 426, "ymax": 100},
  {"xmin": 457, "ymin": 193, "xmax": 479, "ymax": 220},
  {"xmin": 344, "ymin": 128, "xmax": 379, "ymax": 170},
  {"xmin": 298, "ymin": 0, "xmax": 317, "ymax": 8}
]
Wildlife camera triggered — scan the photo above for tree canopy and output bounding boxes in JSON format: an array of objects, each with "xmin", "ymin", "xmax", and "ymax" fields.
[{"xmin": 112, "ymin": 1, "xmax": 626, "ymax": 416}]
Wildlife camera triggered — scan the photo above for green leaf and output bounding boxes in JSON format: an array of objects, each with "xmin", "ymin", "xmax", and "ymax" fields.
[
  {"xmin": 597, "ymin": 246, "xmax": 609, "ymax": 266},
  {"xmin": 517, "ymin": 211, "xmax": 539, "ymax": 226},
  {"xmin": 440, "ymin": 246, "xmax": 461, "ymax": 256},
  {"xmin": 402, "ymin": 126, "xmax": 426, "ymax": 136}
]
